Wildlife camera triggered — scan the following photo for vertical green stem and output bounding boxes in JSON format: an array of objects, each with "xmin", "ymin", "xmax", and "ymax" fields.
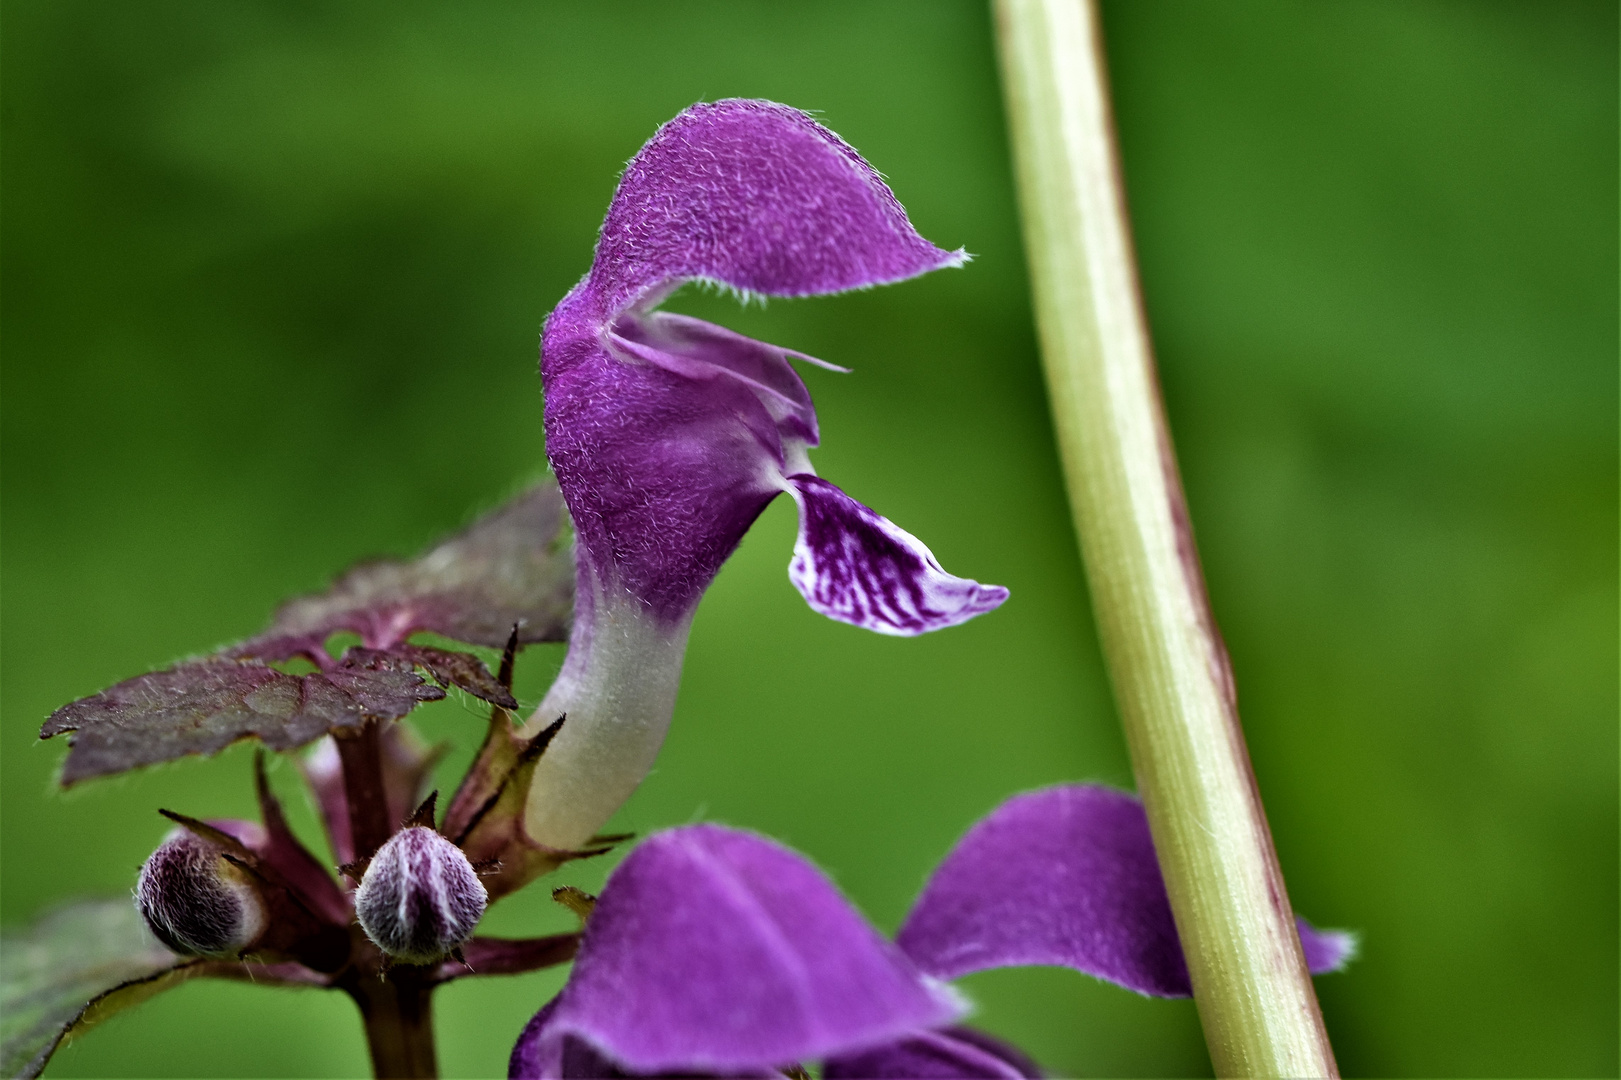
[{"xmin": 990, "ymin": 1, "xmax": 1337, "ymax": 1075}]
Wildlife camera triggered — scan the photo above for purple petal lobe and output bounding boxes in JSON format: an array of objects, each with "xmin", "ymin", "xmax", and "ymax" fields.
[
  {"xmin": 898, "ymin": 786, "xmax": 1353, "ymax": 997},
  {"xmin": 587, "ymin": 99, "xmax": 963, "ymax": 315},
  {"xmin": 898, "ymin": 785, "xmax": 1189, "ymax": 995},
  {"xmin": 607, "ymin": 312, "xmax": 823, "ymax": 447},
  {"xmin": 785, "ymin": 475, "xmax": 1008, "ymax": 636},
  {"xmin": 824, "ymin": 1027, "xmax": 1042, "ymax": 1079},
  {"xmin": 526, "ymin": 825, "xmax": 960, "ymax": 1075},
  {"xmin": 1297, "ymin": 918, "xmax": 1358, "ymax": 974},
  {"xmin": 510, "ymin": 999, "xmax": 567, "ymax": 1079}
]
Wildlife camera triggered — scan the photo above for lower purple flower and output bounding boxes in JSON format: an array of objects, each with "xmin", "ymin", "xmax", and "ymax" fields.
[
  {"xmin": 821, "ymin": 1027, "xmax": 1043, "ymax": 1080},
  {"xmin": 509, "ymin": 786, "xmax": 1354, "ymax": 1079},
  {"xmin": 512, "ymin": 825, "xmax": 961, "ymax": 1077}
]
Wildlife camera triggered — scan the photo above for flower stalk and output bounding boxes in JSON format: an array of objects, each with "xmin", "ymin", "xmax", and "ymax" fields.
[
  {"xmin": 991, "ymin": 1, "xmax": 1338, "ymax": 1075},
  {"xmin": 341, "ymin": 959, "xmax": 439, "ymax": 1079},
  {"xmin": 334, "ymin": 720, "xmax": 396, "ymax": 860}
]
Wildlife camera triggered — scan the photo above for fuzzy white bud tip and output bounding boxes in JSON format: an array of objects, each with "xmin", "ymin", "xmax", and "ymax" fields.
[{"xmin": 355, "ymin": 827, "xmax": 487, "ymax": 964}]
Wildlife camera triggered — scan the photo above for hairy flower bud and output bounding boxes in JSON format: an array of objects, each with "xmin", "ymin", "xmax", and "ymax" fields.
[
  {"xmin": 136, "ymin": 826, "xmax": 268, "ymax": 958},
  {"xmin": 355, "ymin": 827, "xmax": 487, "ymax": 964}
]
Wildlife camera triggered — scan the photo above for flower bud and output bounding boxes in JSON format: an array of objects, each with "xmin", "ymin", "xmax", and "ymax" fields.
[
  {"xmin": 136, "ymin": 826, "xmax": 267, "ymax": 957},
  {"xmin": 355, "ymin": 827, "xmax": 487, "ymax": 964}
]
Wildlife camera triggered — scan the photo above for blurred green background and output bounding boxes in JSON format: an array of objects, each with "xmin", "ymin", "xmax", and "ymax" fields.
[{"xmin": 2, "ymin": 1, "xmax": 1614, "ymax": 1076}]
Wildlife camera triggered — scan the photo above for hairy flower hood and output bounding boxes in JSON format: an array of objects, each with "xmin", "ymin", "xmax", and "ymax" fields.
[{"xmin": 522, "ymin": 101, "xmax": 1008, "ymax": 850}]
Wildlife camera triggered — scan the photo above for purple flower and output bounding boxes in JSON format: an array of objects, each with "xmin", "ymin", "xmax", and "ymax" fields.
[
  {"xmin": 521, "ymin": 100, "xmax": 1007, "ymax": 851},
  {"xmin": 509, "ymin": 786, "xmax": 1355, "ymax": 1078}
]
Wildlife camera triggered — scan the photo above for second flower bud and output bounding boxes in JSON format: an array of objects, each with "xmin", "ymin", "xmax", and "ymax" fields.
[{"xmin": 136, "ymin": 824, "xmax": 267, "ymax": 958}]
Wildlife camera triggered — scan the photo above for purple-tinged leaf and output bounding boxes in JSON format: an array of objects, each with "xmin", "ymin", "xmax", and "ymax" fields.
[
  {"xmin": 897, "ymin": 786, "xmax": 1353, "ymax": 997},
  {"xmin": 190, "ymin": 958, "xmax": 332, "ymax": 988},
  {"xmin": 236, "ymin": 482, "xmax": 572, "ymax": 657},
  {"xmin": 0, "ymin": 899, "xmax": 197, "ymax": 1080},
  {"xmin": 823, "ymin": 1027, "xmax": 1042, "ymax": 1079},
  {"xmin": 521, "ymin": 825, "xmax": 960, "ymax": 1076},
  {"xmin": 785, "ymin": 476, "xmax": 1008, "ymax": 636},
  {"xmin": 41, "ymin": 653, "xmax": 442, "ymax": 787},
  {"xmin": 388, "ymin": 645, "xmax": 519, "ymax": 709},
  {"xmin": 0, "ymin": 897, "xmax": 340, "ymax": 1080},
  {"xmin": 277, "ymin": 644, "xmax": 518, "ymax": 711},
  {"xmin": 586, "ymin": 99, "xmax": 965, "ymax": 315}
]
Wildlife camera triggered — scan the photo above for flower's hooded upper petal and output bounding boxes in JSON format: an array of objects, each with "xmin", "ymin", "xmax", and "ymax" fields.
[
  {"xmin": 822, "ymin": 1026, "xmax": 1042, "ymax": 1079},
  {"xmin": 514, "ymin": 825, "xmax": 961, "ymax": 1078},
  {"xmin": 584, "ymin": 99, "xmax": 965, "ymax": 317},
  {"xmin": 786, "ymin": 476, "xmax": 1009, "ymax": 635},
  {"xmin": 896, "ymin": 785, "xmax": 1353, "ymax": 997}
]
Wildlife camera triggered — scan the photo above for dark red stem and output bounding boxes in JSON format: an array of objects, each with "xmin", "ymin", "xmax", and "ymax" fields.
[
  {"xmin": 335, "ymin": 718, "xmax": 395, "ymax": 860},
  {"xmin": 342, "ymin": 965, "xmax": 439, "ymax": 1079}
]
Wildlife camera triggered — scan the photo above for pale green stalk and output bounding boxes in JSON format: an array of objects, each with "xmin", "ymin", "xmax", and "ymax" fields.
[{"xmin": 991, "ymin": 1, "xmax": 1337, "ymax": 1075}]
